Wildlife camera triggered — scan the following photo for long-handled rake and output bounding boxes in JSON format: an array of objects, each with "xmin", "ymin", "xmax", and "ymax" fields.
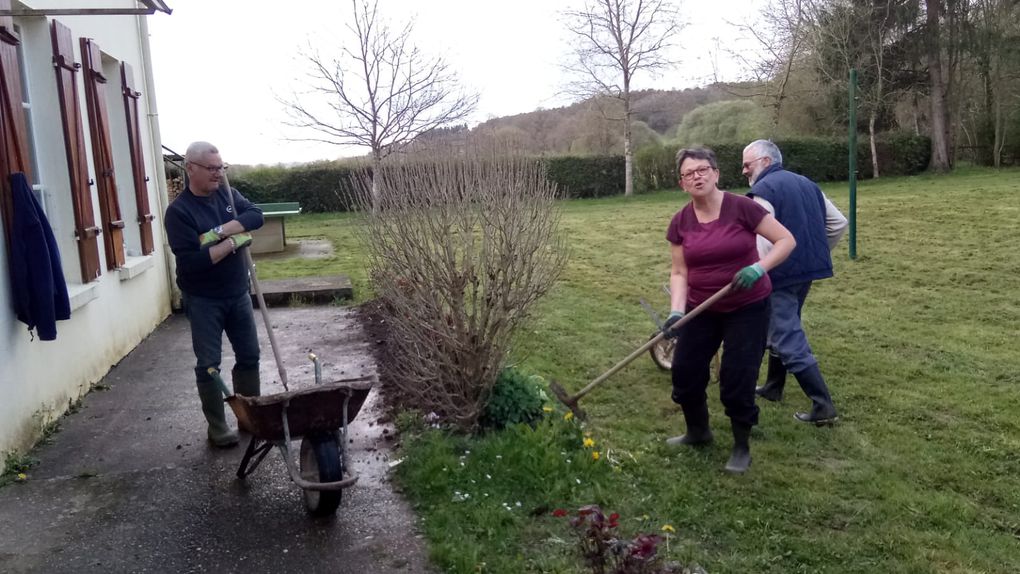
[
  {"xmin": 549, "ymin": 283, "xmax": 734, "ymax": 420},
  {"xmin": 221, "ymin": 170, "xmax": 289, "ymax": 392}
]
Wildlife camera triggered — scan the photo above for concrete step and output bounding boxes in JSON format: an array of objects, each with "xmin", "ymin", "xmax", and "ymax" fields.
[{"xmin": 250, "ymin": 275, "xmax": 353, "ymax": 307}]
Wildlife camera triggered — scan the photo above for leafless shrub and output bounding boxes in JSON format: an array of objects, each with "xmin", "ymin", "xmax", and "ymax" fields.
[{"xmin": 353, "ymin": 157, "xmax": 567, "ymax": 430}]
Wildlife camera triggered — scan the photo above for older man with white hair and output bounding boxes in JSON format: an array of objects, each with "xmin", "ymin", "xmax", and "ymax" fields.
[
  {"xmin": 741, "ymin": 139, "xmax": 847, "ymax": 424},
  {"xmin": 165, "ymin": 141, "xmax": 264, "ymax": 446}
]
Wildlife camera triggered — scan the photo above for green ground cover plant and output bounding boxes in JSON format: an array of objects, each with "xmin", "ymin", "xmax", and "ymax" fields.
[{"xmin": 277, "ymin": 167, "xmax": 1020, "ymax": 573}]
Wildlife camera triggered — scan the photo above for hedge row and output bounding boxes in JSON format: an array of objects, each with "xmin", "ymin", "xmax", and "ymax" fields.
[
  {"xmin": 228, "ymin": 156, "xmax": 627, "ymax": 212},
  {"xmin": 543, "ymin": 155, "xmax": 626, "ymax": 199},
  {"xmin": 635, "ymin": 134, "xmax": 931, "ymax": 192},
  {"xmin": 226, "ymin": 136, "xmax": 929, "ymax": 212},
  {"xmin": 230, "ymin": 164, "xmax": 362, "ymax": 213}
]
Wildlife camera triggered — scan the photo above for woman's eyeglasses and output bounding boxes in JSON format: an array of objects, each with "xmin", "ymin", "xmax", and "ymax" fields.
[{"xmin": 680, "ymin": 166, "xmax": 714, "ymax": 181}]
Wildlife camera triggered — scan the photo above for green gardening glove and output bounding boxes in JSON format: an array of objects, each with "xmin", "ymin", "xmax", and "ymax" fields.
[
  {"xmin": 199, "ymin": 228, "xmax": 222, "ymax": 247},
  {"xmin": 733, "ymin": 263, "xmax": 766, "ymax": 290},
  {"xmin": 229, "ymin": 232, "xmax": 253, "ymax": 251},
  {"xmin": 661, "ymin": 310, "xmax": 685, "ymax": 339}
]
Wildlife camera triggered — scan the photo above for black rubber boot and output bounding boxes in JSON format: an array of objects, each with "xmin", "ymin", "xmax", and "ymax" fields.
[
  {"xmin": 755, "ymin": 352, "xmax": 786, "ymax": 402},
  {"xmin": 196, "ymin": 378, "xmax": 238, "ymax": 448},
  {"xmin": 232, "ymin": 366, "xmax": 261, "ymax": 397},
  {"xmin": 792, "ymin": 364, "xmax": 838, "ymax": 425},
  {"xmin": 724, "ymin": 420, "xmax": 752, "ymax": 474},
  {"xmin": 666, "ymin": 401, "xmax": 714, "ymax": 446}
]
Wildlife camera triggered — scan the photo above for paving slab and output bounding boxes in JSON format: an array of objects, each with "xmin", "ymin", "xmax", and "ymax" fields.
[{"xmin": 0, "ymin": 306, "xmax": 429, "ymax": 574}]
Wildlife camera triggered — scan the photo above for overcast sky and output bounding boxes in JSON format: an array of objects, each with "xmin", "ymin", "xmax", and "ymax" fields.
[{"xmin": 147, "ymin": 0, "xmax": 759, "ymax": 165}]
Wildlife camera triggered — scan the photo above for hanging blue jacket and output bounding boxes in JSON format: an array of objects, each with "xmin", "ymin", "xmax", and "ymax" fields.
[
  {"xmin": 9, "ymin": 172, "xmax": 71, "ymax": 340},
  {"xmin": 747, "ymin": 163, "xmax": 833, "ymax": 289}
]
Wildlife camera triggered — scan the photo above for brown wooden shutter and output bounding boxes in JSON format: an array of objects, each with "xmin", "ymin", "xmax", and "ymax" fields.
[
  {"xmin": 120, "ymin": 62, "xmax": 153, "ymax": 255},
  {"xmin": 51, "ymin": 20, "xmax": 101, "ymax": 281},
  {"xmin": 80, "ymin": 37, "xmax": 124, "ymax": 269},
  {"xmin": 0, "ymin": 0, "xmax": 30, "ymax": 251}
]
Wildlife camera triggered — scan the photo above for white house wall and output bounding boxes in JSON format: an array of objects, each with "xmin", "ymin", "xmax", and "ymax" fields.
[{"xmin": 0, "ymin": 1, "xmax": 172, "ymax": 455}]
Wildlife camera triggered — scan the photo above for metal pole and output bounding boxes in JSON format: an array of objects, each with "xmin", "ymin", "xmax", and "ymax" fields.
[{"xmin": 848, "ymin": 69, "xmax": 858, "ymax": 260}]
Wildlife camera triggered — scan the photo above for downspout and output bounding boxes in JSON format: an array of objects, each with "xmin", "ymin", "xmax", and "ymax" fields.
[{"xmin": 135, "ymin": 12, "xmax": 180, "ymax": 310}]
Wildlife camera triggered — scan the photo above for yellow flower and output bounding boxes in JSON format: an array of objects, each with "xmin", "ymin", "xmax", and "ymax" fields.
[
  {"xmin": 591, "ymin": 451, "xmax": 601, "ymax": 461},
  {"xmin": 582, "ymin": 437, "xmax": 595, "ymax": 448},
  {"xmin": 16, "ymin": 473, "xmax": 27, "ymax": 481},
  {"xmin": 542, "ymin": 406, "xmax": 553, "ymax": 413},
  {"xmin": 661, "ymin": 524, "xmax": 675, "ymax": 533},
  {"xmin": 564, "ymin": 411, "xmax": 574, "ymax": 421}
]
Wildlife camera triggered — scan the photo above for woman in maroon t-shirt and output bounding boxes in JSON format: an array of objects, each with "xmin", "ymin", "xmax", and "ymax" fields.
[{"xmin": 662, "ymin": 147, "xmax": 795, "ymax": 474}]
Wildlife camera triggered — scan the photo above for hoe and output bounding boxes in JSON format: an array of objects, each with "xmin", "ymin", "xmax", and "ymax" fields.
[{"xmin": 550, "ymin": 283, "xmax": 734, "ymax": 420}]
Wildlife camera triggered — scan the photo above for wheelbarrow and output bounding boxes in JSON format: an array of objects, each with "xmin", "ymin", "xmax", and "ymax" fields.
[
  {"xmin": 209, "ymin": 355, "xmax": 374, "ymax": 517},
  {"xmin": 641, "ymin": 284, "xmax": 677, "ymax": 371},
  {"xmin": 641, "ymin": 284, "xmax": 721, "ymax": 379}
]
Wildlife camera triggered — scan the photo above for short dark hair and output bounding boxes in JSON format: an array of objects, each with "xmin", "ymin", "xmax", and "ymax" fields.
[{"xmin": 675, "ymin": 147, "xmax": 718, "ymax": 175}]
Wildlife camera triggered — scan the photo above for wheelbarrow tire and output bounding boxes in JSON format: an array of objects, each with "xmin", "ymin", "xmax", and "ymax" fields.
[
  {"xmin": 299, "ymin": 433, "xmax": 343, "ymax": 517},
  {"xmin": 649, "ymin": 333, "xmax": 675, "ymax": 371}
]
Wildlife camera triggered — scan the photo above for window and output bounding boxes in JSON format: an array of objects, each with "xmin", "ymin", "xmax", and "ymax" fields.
[{"xmin": 13, "ymin": 24, "xmax": 44, "ymax": 211}]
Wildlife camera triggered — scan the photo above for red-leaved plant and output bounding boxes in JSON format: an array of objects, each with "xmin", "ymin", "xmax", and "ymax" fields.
[{"xmin": 553, "ymin": 505, "xmax": 697, "ymax": 574}]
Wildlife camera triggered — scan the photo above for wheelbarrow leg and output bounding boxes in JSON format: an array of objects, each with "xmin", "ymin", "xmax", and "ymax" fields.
[{"xmin": 237, "ymin": 435, "xmax": 274, "ymax": 479}]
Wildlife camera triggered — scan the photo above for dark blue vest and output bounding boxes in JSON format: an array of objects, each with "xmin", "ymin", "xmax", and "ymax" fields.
[{"xmin": 748, "ymin": 164, "xmax": 833, "ymax": 289}]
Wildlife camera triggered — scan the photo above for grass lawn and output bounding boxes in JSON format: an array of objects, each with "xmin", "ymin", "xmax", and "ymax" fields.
[{"xmin": 274, "ymin": 167, "xmax": 1020, "ymax": 573}]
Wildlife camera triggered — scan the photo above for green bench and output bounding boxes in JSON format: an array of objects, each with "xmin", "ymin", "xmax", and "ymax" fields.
[{"xmin": 251, "ymin": 202, "xmax": 301, "ymax": 254}]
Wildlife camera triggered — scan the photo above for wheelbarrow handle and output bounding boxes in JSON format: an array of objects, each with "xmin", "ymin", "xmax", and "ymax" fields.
[
  {"xmin": 207, "ymin": 367, "xmax": 233, "ymax": 398},
  {"xmin": 220, "ymin": 171, "xmax": 290, "ymax": 392}
]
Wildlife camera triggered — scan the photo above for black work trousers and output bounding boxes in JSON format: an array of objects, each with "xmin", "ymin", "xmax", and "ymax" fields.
[{"xmin": 670, "ymin": 297, "xmax": 769, "ymax": 427}]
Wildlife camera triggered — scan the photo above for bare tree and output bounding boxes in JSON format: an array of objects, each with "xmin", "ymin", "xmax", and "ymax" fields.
[
  {"xmin": 283, "ymin": 0, "xmax": 478, "ymax": 202},
  {"xmin": 969, "ymin": 0, "xmax": 1020, "ymax": 167},
  {"xmin": 729, "ymin": 0, "xmax": 811, "ymax": 129},
  {"xmin": 356, "ymin": 156, "xmax": 568, "ymax": 430},
  {"xmin": 804, "ymin": 0, "xmax": 914, "ymax": 178},
  {"xmin": 563, "ymin": 0, "xmax": 682, "ymax": 196}
]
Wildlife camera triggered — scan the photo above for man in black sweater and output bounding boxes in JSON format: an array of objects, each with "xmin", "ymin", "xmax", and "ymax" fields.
[{"xmin": 165, "ymin": 141, "xmax": 264, "ymax": 447}]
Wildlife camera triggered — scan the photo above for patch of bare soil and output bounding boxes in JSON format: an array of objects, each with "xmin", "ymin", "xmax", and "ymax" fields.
[{"xmin": 356, "ymin": 299, "xmax": 414, "ymax": 423}]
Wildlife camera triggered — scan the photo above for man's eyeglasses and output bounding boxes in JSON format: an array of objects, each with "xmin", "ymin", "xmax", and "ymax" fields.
[
  {"xmin": 741, "ymin": 156, "xmax": 767, "ymax": 170},
  {"xmin": 680, "ymin": 166, "xmax": 714, "ymax": 181},
  {"xmin": 189, "ymin": 161, "xmax": 229, "ymax": 174}
]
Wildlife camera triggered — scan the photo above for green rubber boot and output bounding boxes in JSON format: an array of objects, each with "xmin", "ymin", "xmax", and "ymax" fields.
[
  {"xmin": 231, "ymin": 366, "xmax": 261, "ymax": 398},
  {"xmin": 196, "ymin": 378, "xmax": 238, "ymax": 448}
]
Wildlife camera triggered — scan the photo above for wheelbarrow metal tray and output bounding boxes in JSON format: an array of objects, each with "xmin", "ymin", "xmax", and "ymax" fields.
[{"xmin": 227, "ymin": 376, "xmax": 373, "ymax": 441}]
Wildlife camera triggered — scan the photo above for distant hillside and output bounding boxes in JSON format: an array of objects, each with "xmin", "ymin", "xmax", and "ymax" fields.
[
  {"xmin": 410, "ymin": 83, "xmax": 754, "ymax": 157},
  {"xmin": 414, "ymin": 84, "xmax": 750, "ymax": 157}
]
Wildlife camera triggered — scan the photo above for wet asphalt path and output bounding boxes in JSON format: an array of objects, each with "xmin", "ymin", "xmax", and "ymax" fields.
[{"xmin": 0, "ymin": 307, "xmax": 429, "ymax": 573}]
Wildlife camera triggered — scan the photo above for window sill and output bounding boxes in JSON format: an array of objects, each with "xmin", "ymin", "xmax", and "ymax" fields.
[
  {"xmin": 67, "ymin": 282, "xmax": 99, "ymax": 312},
  {"xmin": 119, "ymin": 255, "xmax": 154, "ymax": 281}
]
